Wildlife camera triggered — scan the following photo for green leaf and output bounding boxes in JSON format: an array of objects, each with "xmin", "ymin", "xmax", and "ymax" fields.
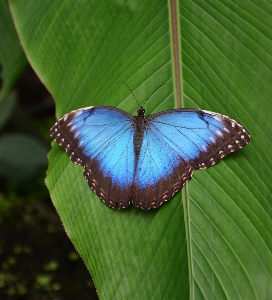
[
  {"xmin": 9, "ymin": 0, "xmax": 272, "ymax": 299},
  {"xmin": 0, "ymin": 133, "xmax": 48, "ymax": 180},
  {"xmin": 0, "ymin": 0, "xmax": 28, "ymax": 102}
]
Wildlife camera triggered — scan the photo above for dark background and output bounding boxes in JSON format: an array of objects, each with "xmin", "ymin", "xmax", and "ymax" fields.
[{"xmin": 0, "ymin": 66, "xmax": 99, "ymax": 300}]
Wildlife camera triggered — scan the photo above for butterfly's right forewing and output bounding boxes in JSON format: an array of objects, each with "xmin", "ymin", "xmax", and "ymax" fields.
[{"xmin": 51, "ymin": 106, "xmax": 135, "ymax": 209}]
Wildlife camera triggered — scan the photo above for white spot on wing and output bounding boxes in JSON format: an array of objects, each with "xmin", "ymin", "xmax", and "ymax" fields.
[
  {"xmin": 214, "ymin": 115, "xmax": 222, "ymax": 122},
  {"xmin": 63, "ymin": 115, "xmax": 68, "ymax": 122},
  {"xmin": 74, "ymin": 111, "xmax": 83, "ymax": 117},
  {"xmin": 216, "ymin": 130, "xmax": 222, "ymax": 136},
  {"xmin": 209, "ymin": 158, "xmax": 215, "ymax": 165},
  {"xmin": 210, "ymin": 136, "xmax": 215, "ymax": 143},
  {"xmin": 70, "ymin": 125, "xmax": 76, "ymax": 132}
]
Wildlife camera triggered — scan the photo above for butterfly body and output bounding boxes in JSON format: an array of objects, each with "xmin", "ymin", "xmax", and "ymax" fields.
[
  {"xmin": 133, "ymin": 107, "xmax": 146, "ymax": 158},
  {"xmin": 51, "ymin": 106, "xmax": 250, "ymax": 210}
]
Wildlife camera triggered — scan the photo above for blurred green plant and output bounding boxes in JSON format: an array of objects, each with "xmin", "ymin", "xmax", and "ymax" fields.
[
  {"xmin": 0, "ymin": 0, "xmax": 48, "ymax": 181},
  {"xmin": 0, "ymin": 0, "xmax": 27, "ymax": 103},
  {"xmin": 0, "ymin": 172, "xmax": 96, "ymax": 299}
]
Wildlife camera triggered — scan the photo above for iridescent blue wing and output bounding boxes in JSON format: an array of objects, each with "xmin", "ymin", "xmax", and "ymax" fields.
[
  {"xmin": 50, "ymin": 106, "xmax": 135, "ymax": 209},
  {"xmin": 133, "ymin": 109, "xmax": 250, "ymax": 210}
]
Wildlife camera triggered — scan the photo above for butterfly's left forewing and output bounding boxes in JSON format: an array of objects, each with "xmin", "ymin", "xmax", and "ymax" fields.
[
  {"xmin": 133, "ymin": 109, "xmax": 250, "ymax": 209},
  {"xmin": 51, "ymin": 106, "xmax": 135, "ymax": 209},
  {"xmin": 147, "ymin": 109, "xmax": 250, "ymax": 170}
]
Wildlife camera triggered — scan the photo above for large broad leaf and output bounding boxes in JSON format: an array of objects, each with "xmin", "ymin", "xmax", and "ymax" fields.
[{"xmin": 9, "ymin": 0, "xmax": 272, "ymax": 299}]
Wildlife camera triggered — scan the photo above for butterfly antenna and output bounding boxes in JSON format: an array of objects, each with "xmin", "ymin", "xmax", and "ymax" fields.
[
  {"xmin": 122, "ymin": 81, "xmax": 141, "ymax": 107},
  {"xmin": 143, "ymin": 82, "xmax": 167, "ymax": 106}
]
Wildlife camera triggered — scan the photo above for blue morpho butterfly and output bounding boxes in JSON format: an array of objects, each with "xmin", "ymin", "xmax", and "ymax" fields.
[{"xmin": 50, "ymin": 91, "xmax": 250, "ymax": 210}]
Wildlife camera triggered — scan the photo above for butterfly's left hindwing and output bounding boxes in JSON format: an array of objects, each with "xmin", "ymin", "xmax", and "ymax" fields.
[
  {"xmin": 51, "ymin": 106, "xmax": 135, "ymax": 209},
  {"xmin": 133, "ymin": 121, "xmax": 193, "ymax": 210}
]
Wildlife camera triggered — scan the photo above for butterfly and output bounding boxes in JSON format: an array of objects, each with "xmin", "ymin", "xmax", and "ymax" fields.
[{"xmin": 50, "ymin": 105, "xmax": 250, "ymax": 210}]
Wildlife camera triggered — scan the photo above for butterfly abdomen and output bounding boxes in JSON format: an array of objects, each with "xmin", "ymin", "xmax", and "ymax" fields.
[{"xmin": 133, "ymin": 114, "xmax": 146, "ymax": 158}]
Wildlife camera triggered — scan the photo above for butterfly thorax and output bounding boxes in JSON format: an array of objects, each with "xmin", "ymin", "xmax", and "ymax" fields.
[{"xmin": 137, "ymin": 106, "xmax": 145, "ymax": 117}]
